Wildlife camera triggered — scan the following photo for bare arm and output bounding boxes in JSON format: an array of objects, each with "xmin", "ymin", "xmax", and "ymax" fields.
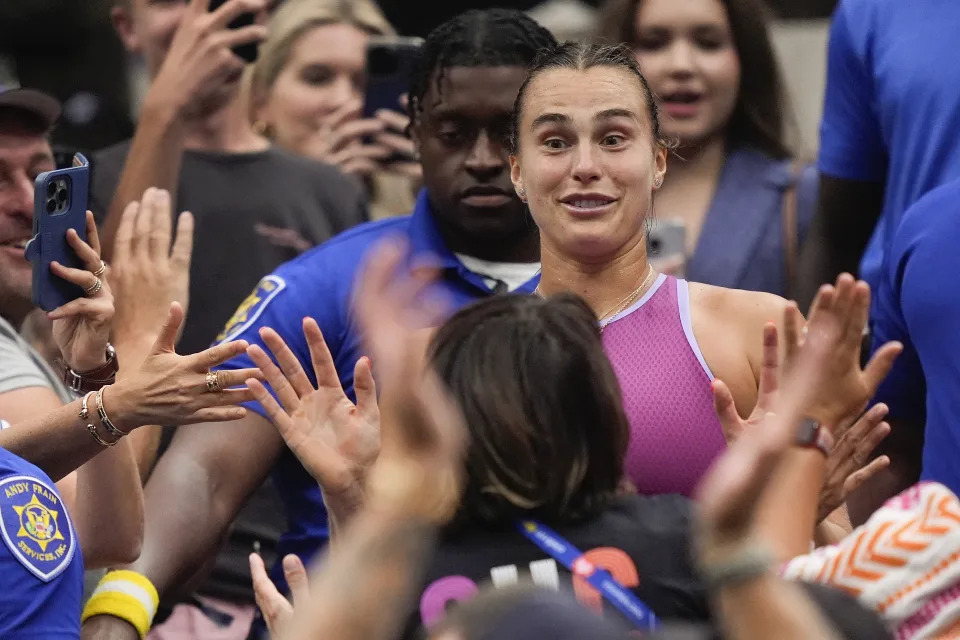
[
  {"xmin": 714, "ymin": 574, "xmax": 842, "ymax": 640},
  {"xmin": 82, "ymin": 413, "xmax": 284, "ymax": 640},
  {"xmin": 0, "ymin": 386, "xmax": 143, "ymax": 567},
  {"xmin": 98, "ymin": 0, "xmax": 266, "ymax": 255},
  {"xmin": 795, "ymin": 176, "xmax": 885, "ymax": 312},
  {"xmin": 100, "ymin": 101, "xmax": 184, "ymax": 257}
]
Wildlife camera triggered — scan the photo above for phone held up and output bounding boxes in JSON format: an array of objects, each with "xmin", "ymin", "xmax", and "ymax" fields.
[
  {"xmin": 363, "ymin": 36, "xmax": 423, "ymax": 119},
  {"xmin": 24, "ymin": 153, "xmax": 91, "ymax": 312},
  {"xmin": 646, "ymin": 219, "xmax": 687, "ymax": 279},
  {"xmin": 208, "ymin": 0, "xmax": 260, "ymax": 64}
]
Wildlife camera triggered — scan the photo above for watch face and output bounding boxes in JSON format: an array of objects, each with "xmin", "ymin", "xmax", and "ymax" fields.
[{"xmin": 795, "ymin": 418, "xmax": 819, "ymax": 444}]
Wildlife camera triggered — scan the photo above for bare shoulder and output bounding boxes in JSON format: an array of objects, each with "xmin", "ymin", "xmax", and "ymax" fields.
[{"xmin": 688, "ymin": 282, "xmax": 789, "ymax": 327}]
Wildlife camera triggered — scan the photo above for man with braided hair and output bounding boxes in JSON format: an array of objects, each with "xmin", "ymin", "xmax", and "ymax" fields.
[{"xmin": 80, "ymin": 9, "xmax": 556, "ymax": 640}]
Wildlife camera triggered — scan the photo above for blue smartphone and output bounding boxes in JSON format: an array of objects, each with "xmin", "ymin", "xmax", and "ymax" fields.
[{"xmin": 24, "ymin": 153, "xmax": 90, "ymax": 312}]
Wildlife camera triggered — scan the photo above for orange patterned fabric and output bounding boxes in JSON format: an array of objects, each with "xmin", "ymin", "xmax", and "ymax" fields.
[{"xmin": 783, "ymin": 483, "xmax": 960, "ymax": 639}]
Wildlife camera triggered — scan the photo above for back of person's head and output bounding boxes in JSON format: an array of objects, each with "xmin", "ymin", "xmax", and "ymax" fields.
[
  {"xmin": 428, "ymin": 584, "xmax": 631, "ymax": 640},
  {"xmin": 428, "ymin": 293, "xmax": 629, "ymax": 528},
  {"xmin": 252, "ymin": 0, "xmax": 395, "ymax": 97},
  {"xmin": 408, "ymin": 9, "xmax": 557, "ymax": 122},
  {"xmin": 594, "ymin": 0, "xmax": 791, "ymax": 158}
]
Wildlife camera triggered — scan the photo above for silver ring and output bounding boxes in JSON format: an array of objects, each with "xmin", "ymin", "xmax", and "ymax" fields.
[
  {"xmin": 92, "ymin": 260, "xmax": 107, "ymax": 277},
  {"xmin": 84, "ymin": 278, "xmax": 103, "ymax": 297}
]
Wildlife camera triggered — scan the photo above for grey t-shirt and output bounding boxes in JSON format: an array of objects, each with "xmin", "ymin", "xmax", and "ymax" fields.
[
  {"xmin": 90, "ymin": 142, "xmax": 370, "ymax": 608},
  {"xmin": 0, "ymin": 315, "xmax": 71, "ymax": 406}
]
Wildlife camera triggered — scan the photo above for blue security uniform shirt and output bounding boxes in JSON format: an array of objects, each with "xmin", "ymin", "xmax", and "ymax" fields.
[
  {"xmin": 214, "ymin": 190, "xmax": 539, "ymax": 591},
  {"xmin": 0, "ymin": 447, "xmax": 82, "ymax": 638},
  {"xmin": 818, "ymin": 0, "xmax": 960, "ymax": 291},
  {"xmin": 872, "ymin": 177, "xmax": 960, "ymax": 493}
]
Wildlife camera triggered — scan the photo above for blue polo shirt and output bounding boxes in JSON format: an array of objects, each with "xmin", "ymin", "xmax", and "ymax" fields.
[
  {"xmin": 818, "ymin": 0, "xmax": 960, "ymax": 292},
  {"xmin": 0, "ymin": 448, "xmax": 82, "ymax": 638},
  {"xmin": 214, "ymin": 190, "xmax": 539, "ymax": 588},
  {"xmin": 872, "ymin": 177, "xmax": 960, "ymax": 493}
]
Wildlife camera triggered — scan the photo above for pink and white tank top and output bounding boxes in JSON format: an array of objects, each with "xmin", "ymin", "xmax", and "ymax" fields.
[{"xmin": 602, "ymin": 275, "xmax": 726, "ymax": 497}]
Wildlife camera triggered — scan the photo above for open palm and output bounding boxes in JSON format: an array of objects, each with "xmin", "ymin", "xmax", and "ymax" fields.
[{"xmin": 246, "ymin": 318, "xmax": 379, "ymax": 508}]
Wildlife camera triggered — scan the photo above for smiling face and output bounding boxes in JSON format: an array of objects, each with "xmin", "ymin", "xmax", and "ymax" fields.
[
  {"xmin": 256, "ymin": 22, "xmax": 369, "ymax": 152},
  {"xmin": 632, "ymin": 0, "xmax": 740, "ymax": 148},
  {"xmin": 510, "ymin": 66, "xmax": 667, "ymax": 263},
  {"xmin": 0, "ymin": 112, "xmax": 54, "ymax": 315}
]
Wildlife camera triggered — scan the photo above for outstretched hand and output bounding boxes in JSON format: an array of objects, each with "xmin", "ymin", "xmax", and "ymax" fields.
[
  {"xmin": 795, "ymin": 274, "xmax": 902, "ymax": 428},
  {"xmin": 110, "ymin": 187, "xmax": 194, "ymax": 349},
  {"xmin": 701, "ymin": 274, "xmax": 901, "ymax": 552},
  {"xmin": 108, "ymin": 302, "xmax": 261, "ymax": 431},
  {"xmin": 245, "ymin": 319, "xmax": 380, "ymax": 518},
  {"xmin": 352, "ymin": 238, "xmax": 466, "ymax": 523}
]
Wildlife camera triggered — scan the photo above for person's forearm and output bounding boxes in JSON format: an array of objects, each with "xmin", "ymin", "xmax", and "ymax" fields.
[
  {"xmin": 100, "ymin": 96, "xmax": 186, "ymax": 257},
  {"xmin": 715, "ymin": 574, "xmax": 842, "ymax": 640},
  {"xmin": 73, "ymin": 436, "xmax": 144, "ymax": 567},
  {"xmin": 795, "ymin": 177, "xmax": 884, "ymax": 311},
  {"xmin": 2, "ymin": 398, "xmax": 116, "ymax": 481},
  {"xmin": 114, "ymin": 336, "xmax": 166, "ymax": 480},
  {"xmin": 284, "ymin": 509, "xmax": 437, "ymax": 640},
  {"xmin": 755, "ymin": 449, "xmax": 826, "ymax": 561}
]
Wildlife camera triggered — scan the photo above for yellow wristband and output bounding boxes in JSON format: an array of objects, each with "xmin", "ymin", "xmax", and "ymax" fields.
[{"xmin": 81, "ymin": 570, "xmax": 159, "ymax": 639}]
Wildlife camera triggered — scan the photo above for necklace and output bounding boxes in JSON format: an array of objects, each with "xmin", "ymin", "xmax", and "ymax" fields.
[{"xmin": 534, "ymin": 264, "xmax": 657, "ymax": 329}]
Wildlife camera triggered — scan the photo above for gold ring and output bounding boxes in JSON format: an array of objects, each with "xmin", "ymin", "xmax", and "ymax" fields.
[
  {"xmin": 92, "ymin": 260, "xmax": 107, "ymax": 277},
  {"xmin": 84, "ymin": 278, "xmax": 103, "ymax": 297},
  {"xmin": 205, "ymin": 371, "xmax": 223, "ymax": 393}
]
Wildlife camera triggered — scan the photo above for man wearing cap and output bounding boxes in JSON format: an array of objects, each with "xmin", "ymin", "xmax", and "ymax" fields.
[
  {"xmin": 0, "ymin": 83, "xmax": 149, "ymax": 569},
  {"xmin": 0, "ymin": 85, "xmax": 134, "ymax": 637}
]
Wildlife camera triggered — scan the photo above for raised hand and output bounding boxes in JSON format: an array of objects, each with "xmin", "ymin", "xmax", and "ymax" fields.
[
  {"xmin": 352, "ymin": 238, "xmax": 466, "ymax": 523},
  {"xmin": 794, "ymin": 274, "xmax": 902, "ymax": 427},
  {"xmin": 47, "ymin": 211, "xmax": 114, "ymax": 372},
  {"xmin": 300, "ymin": 99, "xmax": 389, "ymax": 177},
  {"xmin": 110, "ymin": 187, "xmax": 194, "ymax": 349},
  {"xmin": 148, "ymin": 0, "xmax": 268, "ymax": 119},
  {"xmin": 107, "ymin": 302, "xmax": 261, "ymax": 430},
  {"xmin": 713, "ymin": 322, "xmax": 781, "ymax": 442},
  {"xmin": 245, "ymin": 319, "xmax": 380, "ymax": 514},
  {"xmin": 817, "ymin": 403, "xmax": 891, "ymax": 522},
  {"xmin": 250, "ymin": 553, "xmax": 308, "ymax": 637}
]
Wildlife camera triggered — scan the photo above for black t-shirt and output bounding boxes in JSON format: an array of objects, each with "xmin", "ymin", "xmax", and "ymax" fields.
[
  {"xmin": 404, "ymin": 494, "xmax": 709, "ymax": 639},
  {"xmin": 90, "ymin": 142, "xmax": 369, "ymax": 605}
]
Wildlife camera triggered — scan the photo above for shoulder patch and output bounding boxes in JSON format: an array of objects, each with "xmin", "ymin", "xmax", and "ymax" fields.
[
  {"xmin": 0, "ymin": 474, "xmax": 76, "ymax": 582},
  {"xmin": 216, "ymin": 275, "xmax": 287, "ymax": 343}
]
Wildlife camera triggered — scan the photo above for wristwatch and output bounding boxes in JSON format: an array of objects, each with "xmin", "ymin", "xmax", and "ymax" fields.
[
  {"xmin": 795, "ymin": 418, "xmax": 834, "ymax": 457},
  {"xmin": 57, "ymin": 343, "xmax": 119, "ymax": 393}
]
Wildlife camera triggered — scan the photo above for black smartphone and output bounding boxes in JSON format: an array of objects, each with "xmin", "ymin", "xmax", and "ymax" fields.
[
  {"xmin": 209, "ymin": 0, "xmax": 259, "ymax": 64},
  {"xmin": 362, "ymin": 36, "xmax": 423, "ymax": 120}
]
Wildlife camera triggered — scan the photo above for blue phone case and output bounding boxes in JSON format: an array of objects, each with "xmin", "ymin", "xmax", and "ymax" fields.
[{"xmin": 24, "ymin": 154, "xmax": 90, "ymax": 312}]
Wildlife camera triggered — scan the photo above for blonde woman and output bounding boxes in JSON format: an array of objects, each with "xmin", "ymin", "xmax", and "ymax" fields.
[{"xmin": 250, "ymin": 0, "xmax": 418, "ymax": 218}]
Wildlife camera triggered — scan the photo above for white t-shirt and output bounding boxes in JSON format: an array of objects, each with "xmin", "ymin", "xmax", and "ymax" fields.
[{"xmin": 454, "ymin": 254, "xmax": 541, "ymax": 292}]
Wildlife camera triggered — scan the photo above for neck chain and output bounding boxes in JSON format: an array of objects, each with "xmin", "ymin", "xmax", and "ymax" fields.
[{"xmin": 534, "ymin": 264, "xmax": 657, "ymax": 329}]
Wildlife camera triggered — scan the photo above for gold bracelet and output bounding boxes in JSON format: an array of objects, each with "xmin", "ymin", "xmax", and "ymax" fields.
[
  {"xmin": 96, "ymin": 386, "xmax": 126, "ymax": 439},
  {"xmin": 81, "ymin": 392, "xmax": 117, "ymax": 447}
]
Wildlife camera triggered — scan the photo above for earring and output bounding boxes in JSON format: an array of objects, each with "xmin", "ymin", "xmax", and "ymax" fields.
[
  {"xmin": 517, "ymin": 188, "xmax": 526, "ymax": 201},
  {"xmin": 654, "ymin": 177, "xmax": 663, "ymax": 188}
]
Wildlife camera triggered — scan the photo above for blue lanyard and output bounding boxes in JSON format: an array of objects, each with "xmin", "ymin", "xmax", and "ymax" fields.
[{"xmin": 517, "ymin": 520, "xmax": 659, "ymax": 631}]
